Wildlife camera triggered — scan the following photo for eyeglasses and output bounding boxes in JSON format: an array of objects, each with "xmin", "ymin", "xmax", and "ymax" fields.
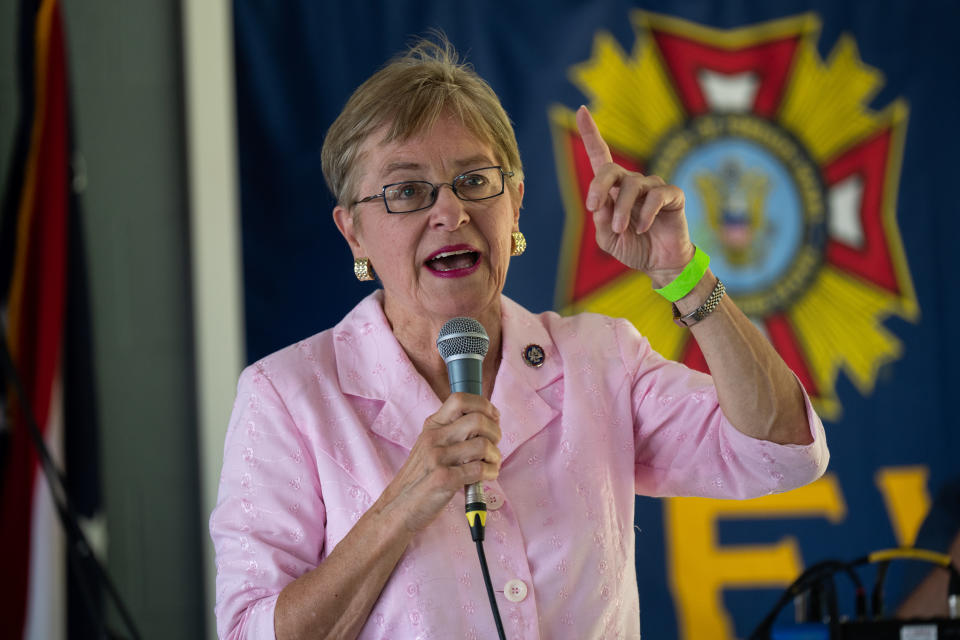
[{"xmin": 353, "ymin": 165, "xmax": 514, "ymax": 214}]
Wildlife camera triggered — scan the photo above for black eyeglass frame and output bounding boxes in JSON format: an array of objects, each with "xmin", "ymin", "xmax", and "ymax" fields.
[{"xmin": 352, "ymin": 165, "xmax": 515, "ymax": 214}]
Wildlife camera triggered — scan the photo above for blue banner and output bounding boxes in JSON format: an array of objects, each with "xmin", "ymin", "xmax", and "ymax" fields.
[{"xmin": 233, "ymin": 1, "xmax": 960, "ymax": 637}]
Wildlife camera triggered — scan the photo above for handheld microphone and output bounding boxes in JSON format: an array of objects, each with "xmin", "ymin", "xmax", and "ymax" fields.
[{"xmin": 436, "ymin": 317, "xmax": 489, "ymax": 542}]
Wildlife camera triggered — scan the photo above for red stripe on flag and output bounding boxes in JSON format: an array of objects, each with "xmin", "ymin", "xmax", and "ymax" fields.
[{"xmin": 0, "ymin": 1, "xmax": 70, "ymax": 637}]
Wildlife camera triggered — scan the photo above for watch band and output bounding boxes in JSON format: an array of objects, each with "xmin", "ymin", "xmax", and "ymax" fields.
[{"xmin": 672, "ymin": 279, "xmax": 726, "ymax": 327}]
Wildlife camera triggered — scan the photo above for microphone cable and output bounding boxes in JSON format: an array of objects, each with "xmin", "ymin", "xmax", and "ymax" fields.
[
  {"xmin": 467, "ymin": 483, "xmax": 505, "ymax": 638},
  {"xmin": 466, "ymin": 482, "xmax": 506, "ymax": 640},
  {"xmin": 476, "ymin": 542, "xmax": 505, "ymax": 640}
]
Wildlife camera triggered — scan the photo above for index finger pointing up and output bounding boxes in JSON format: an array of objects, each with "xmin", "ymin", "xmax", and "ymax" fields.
[{"xmin": 576, "ymin": 105, "xmax": 613, "ymax": 172}]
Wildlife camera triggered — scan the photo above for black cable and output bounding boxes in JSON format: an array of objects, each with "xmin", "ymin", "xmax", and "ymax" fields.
[
  {"xmin": 749, "ymin": 560, "xmax": 834, "ymax": 636},
  {"xmin": 751, "ymin": 549, "xmax": 960, "ymax": 639},
  {"xmin": 856, "ymin": 548, "xmax": 960, "ymax": 619},
  {"xmin": 748, "ymin": 559, "xmax": 859, "ymax": 640},
  {"xmin": 823, "ymin": 573, "xmax": 842, "ymax": 638},
  {"xmin": 854, "ymin": 584, "xmax": 868, "ymax": 620},
  {"xmin": 475, "ymin": 539, "xmax": 506, "ymax": 640},
  {"xmin": 872, "ymin": 560, "xmax": 890, "ymax": 618},
  {"xmin": 465, "ymin": 482, "xmax": 506, "ymax": 639},
  {"xmin": 0, "ymin": 326, "xmax": 141, "ymax": 640}
]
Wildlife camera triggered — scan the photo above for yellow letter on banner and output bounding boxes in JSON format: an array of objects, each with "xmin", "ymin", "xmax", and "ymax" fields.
[
  {"xmin": 665, "ymin": 474, "xmax": 846, "ymax": 640},
  {"xmin": 875, "ymin": 465, "xmax": 931, "ymax": 547}
]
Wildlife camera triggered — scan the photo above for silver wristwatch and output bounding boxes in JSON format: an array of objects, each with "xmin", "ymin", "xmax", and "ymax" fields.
[{"xmin": 672, "ymin": 279, "xmax": 726, "ymax": 327}]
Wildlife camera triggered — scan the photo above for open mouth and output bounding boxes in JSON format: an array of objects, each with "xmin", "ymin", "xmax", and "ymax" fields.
[{"xmin": 425, "ymin": 247, "xmax": 481, "ymax": 276}]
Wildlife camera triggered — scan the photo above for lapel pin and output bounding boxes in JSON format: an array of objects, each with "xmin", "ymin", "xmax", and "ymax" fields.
[{"xmin": 522, "ymin": 344, "xmax": 545, "ymax": 368}]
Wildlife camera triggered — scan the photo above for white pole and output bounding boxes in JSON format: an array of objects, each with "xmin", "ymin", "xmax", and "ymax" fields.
[{"xmin": 181, "ymin": 1, "xmax": 245, "ymax": 636}]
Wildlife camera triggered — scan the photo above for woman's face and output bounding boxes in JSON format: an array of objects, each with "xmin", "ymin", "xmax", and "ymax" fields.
[{"xmin": 334, "ymin": 114, "xmax": 523, "ymax": 331}]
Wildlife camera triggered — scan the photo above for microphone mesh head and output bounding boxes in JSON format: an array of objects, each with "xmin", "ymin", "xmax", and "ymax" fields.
[{"xmin": 436, "ymin": 317, "xmax": 489, "ymax": 361}]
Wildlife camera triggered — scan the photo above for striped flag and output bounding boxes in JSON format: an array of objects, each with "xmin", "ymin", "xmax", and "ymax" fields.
[{"xmin": 0, "ymin": 0, "xmax": 101, "ymax": 637}]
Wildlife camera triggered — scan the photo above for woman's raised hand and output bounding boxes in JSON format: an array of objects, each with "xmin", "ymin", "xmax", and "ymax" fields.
[
  {"xmin": 576, "ymin": 105, "xmax": 695, "ymax": 284},
  {"xmin": 379, "ymin": 393, "xmax": 502, "ymax": 534}
]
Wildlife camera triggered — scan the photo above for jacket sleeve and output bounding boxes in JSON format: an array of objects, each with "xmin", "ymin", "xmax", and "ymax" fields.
[
  {"xmin": 209, "ymin": 363, "xmax": 327, "ymax": 639},
  {"xmin": 615, "ymin": 318, "xmax": 830, "ymax": 499}
]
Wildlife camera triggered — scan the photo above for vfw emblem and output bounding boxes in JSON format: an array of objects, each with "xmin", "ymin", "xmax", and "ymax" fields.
[{"xmin": 551, "ymin": 12, "xmax": 917, "ymax": 419}]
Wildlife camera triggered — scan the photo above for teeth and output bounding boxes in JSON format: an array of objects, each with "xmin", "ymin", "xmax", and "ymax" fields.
[{"xmin": 431, "ymin": 249, "xmax": 473, "ymax": 260}]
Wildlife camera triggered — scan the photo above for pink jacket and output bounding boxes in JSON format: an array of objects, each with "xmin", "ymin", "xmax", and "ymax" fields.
[{"xmin": 210, "ymin": 291, "xmax": 828, "ymax": 639}]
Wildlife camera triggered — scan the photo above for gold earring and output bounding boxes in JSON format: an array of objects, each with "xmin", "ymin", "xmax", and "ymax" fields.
[
  {"xmin": 510, "ymin": 231, "xmax": 527, "ymax": 256},
  {"xmin": 354, "ymin": 257, "xmax": 375, "ymax": 281}
]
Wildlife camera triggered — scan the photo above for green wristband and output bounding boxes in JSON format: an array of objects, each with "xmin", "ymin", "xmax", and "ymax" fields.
[{"xmin": 653, "ymin": 246, "xmax": 710, "ymax": 302}]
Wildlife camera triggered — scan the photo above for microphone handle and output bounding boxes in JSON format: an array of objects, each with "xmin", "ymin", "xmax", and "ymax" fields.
[
  {"xmin": 445, "ymin": 357, "xmax": 486, "ymax": 541},
  {"xmin": 446, "ymin": 357, "xmax": 483, "ymax": 396}
]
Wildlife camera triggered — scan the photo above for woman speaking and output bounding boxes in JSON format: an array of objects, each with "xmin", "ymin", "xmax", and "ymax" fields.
[{"xmin": 210, "ymin": 36, "xmax": 828, "ymax": 639}]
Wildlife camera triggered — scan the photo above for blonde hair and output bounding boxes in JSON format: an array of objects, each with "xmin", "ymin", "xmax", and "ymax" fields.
[{"xmin": 321, "ymin": 35, "xmax": 523, "ymax": 208}]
